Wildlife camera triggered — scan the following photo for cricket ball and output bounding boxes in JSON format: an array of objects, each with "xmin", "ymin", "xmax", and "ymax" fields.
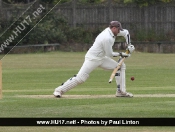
[{"xmin": 131, "ymin": 77, "xmax": 135, "ymax": 81}]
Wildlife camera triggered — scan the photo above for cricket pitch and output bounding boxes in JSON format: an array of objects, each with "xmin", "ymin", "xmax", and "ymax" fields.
[{"xmin": 16, "ymin": 94, "xmax": 175, "ymax": 99}]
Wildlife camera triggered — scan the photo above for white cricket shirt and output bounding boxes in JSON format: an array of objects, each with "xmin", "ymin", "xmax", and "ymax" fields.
[{"xmin": 85, "ymin": 27, "xmax": 119, "ymax": 60}]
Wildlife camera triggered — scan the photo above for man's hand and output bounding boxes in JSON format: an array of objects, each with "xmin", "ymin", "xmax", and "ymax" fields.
[
  {"xmin": 127, "ymin": 44, "xmax": 135, "ymax": 53},
  {"xmin": 119, "ymin": 52, "xmax": 130, "ymax": 57}
]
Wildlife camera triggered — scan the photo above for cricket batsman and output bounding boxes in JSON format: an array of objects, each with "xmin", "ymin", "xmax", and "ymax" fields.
[{"xmin": 53, "ymin": 21, "xmax": 135, "ymax": 98}]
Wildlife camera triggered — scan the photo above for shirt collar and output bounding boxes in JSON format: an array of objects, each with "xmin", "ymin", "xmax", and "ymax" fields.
[{"xmin": 107, "ymin": 27, "xmax": 115, "ymax": 38}]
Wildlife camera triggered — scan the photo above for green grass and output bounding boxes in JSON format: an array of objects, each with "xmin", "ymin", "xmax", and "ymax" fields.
[{"xmin": 1, "ymin": 51, "xmax": 175, "ymax": 131}]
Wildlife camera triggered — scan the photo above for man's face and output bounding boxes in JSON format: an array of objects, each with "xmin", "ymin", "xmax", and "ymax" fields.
[{"xmin": 112, "ymin": 27, "xmax": 120, "ymax": 36}]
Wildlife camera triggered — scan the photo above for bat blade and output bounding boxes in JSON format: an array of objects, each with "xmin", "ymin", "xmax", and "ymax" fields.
[{"xmin": 108, "ymin": 57, "xmax": 125, "ymax": 83}]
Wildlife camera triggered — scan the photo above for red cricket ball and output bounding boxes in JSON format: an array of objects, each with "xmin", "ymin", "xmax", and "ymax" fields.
[{"xmin": 131, "ymin": 77, "xmax": 135, "ymax": 81}]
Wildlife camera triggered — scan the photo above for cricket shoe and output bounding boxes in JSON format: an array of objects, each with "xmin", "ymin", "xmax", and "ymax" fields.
[
  {"xmin": 53, "ymin": 91, "xmax": 62, "ymax": 98},
  {"xmin": 116, "ymin": 91, "xmax": 133, "ymax": 97}
]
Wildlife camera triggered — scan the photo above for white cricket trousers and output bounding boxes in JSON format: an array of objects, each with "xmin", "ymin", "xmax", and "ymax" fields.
[
  {"xmin": 78, "ymin": 56, "xmax": 118, "ymax": 75},
  {"xmin": 54, "ymin": 56, "xmax": 126, "ymax": 94}
]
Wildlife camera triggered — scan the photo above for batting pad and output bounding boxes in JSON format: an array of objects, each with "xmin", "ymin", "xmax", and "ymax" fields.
[
  {"xmin": 115, "ymin": 63, "xmax": 126, "ymax": 93},
  {"xmin": 55, "ymin": 73, "xmax": 89, "ymax": 94}
]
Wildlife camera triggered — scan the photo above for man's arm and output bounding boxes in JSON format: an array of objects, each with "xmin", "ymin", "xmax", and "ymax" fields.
[
  {"xmin": 117, "ymin": 29, "xmax": 135, "ymax": 56},
  {"xmin": 103, "ymin": 39, "xmax": 118, "ymax": 57},
  {"xmin": 117, "ymin": 29, "xmax": 131, "ymax": 45},
  {"xmin": 103, "ymin": 39, "xmax": 129, "ymax": 57}
]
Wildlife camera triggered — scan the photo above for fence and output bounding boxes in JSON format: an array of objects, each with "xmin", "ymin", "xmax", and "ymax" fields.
[
  {"xmin": 0, "ymin": 0, "xmax": 175, "ymax": 35},
  {"xmin": 3, "ymin": 43, "xmax": 60, "ymax": 54},
  {"xmin": 56, "ymin": 1, "xmax": 175, "ymax": 35},
  {"xmin": 2, "ymin": 41, "xmax": 175, "ymax": 53}
]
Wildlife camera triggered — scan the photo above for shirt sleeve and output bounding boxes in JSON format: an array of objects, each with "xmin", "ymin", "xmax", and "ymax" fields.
[
  {"xmin": 112, "ymin": 52, "xmax": 120, "ymax": 57},
  {"xmin": 117, "ymin": 29, "xmax": 131, "ymax": 45},
  {"xmin": 103, "ymin": 38, "xmax": 120, "ymax": 57}
]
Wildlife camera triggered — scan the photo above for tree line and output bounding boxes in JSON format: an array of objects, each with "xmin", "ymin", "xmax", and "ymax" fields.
[
  {"xmin": 0, "ymin": 0, "xmax": 174, "ymax": 48},
  {"xmin": 2, "ymin": 0, "xmax": 173, "ymax": 6}
]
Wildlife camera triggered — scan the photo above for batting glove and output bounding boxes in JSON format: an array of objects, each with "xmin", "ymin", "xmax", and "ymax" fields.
[
  {"xmin": 127, "ymin": 44, "xmax": 135, "ymax": 53},
  {"xmin": 119, "ymin": 52, "xmax": 130, "ymax": 57}
]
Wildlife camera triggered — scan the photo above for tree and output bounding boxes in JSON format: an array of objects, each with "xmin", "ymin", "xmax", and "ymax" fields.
[
  {"xmin": 124, "ymin": 0, "xmax": 173, "ymax": 7},
  {"xmin": 2, "ymin": 0, "xmax": 35, "ymax": 4},
  {"xmin": 0, "ymin": 0, "xmax": 2, "ymax": 24}
]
